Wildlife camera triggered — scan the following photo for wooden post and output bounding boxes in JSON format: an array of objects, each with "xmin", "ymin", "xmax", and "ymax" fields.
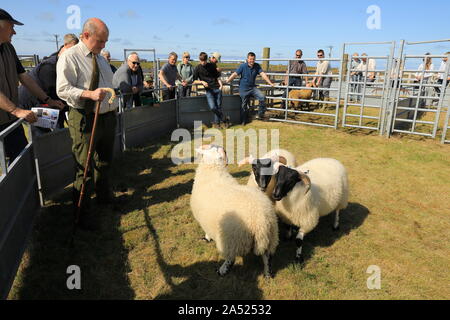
[
  {"xmin": 262, "ymin": 47, "xmax": 270, "ymax": 71},
  {"xmin": 342, "ymin": 53, "xmax": 349, "ymax": 82}
]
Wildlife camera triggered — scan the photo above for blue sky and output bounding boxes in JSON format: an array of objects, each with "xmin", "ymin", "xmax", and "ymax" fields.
[{"xmin": 4, "ymin": 0, "xmax": 450, "ymax": 63}]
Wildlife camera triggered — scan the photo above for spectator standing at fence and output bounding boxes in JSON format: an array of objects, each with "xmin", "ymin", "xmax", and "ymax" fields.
[
  {"xmin": 159, "ymin": 52, "xmax": 184, "ymax": 101},
  {"xmin": 312, "ymin": 49, "xmax": 332, "ymax": 101},
  {"xmin": 357, "ymin": 53, "xmax": 376, "ymax": 83},
  {"xmin": 350, "ymin": 52, "xmax": 362, "ymax": 102},
  {"xmin": 280, "ymin": 49, "xmax": 308, "ymax": 108},
  {"xmin": 435, "ymin": 52, "xmax": 450, "ymax": 96},
  {"xmin": 101, "ymin": 50, "xmax": 117, "ymax": 73},
  {"xmin": 414, "ymin": 53, "xmax": 435, "ymax": 106},
  {"xmin": 415, "ymin": 53, "xmax": 435, "ymax": 83},
  {"xmin": 226, "ymin": 52, "xmax": 275, "ymax": 125},
  {"xmin": 113, "ymin": 52, "xmax": 143, "ymax": 109},
  {"xmin": 193, "ymin": 52, "xmax": 227, "ymax": 129},
  {"xmin": 210, "ymin": 52, "xmax": 223, "ymax": 73},
  {"xmin": 177, "ymin": 52, "xmax": 194, "ymax": 97},
  {"xmin": 57, "ymin": 18, "xmax": 120, "ymax": 230},
  {"xmin": 0, "ymin": 9, "xmax": 64, "ymax": 163},
  {"xmin": 18, "ymin": 33, "xmax": 79, "ymax": 134}
]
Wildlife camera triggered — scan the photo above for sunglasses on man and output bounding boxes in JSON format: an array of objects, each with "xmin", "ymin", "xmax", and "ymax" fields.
[{"xmin": 132, "ymin": 61, "xmax": 141, "ymax": 66}]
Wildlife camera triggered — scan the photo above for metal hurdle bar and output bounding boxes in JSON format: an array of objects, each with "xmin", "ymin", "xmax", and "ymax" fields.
[
  {"xmin": 387, "ymin": 39, "xmax": 450, "ymax": 139},
  {"xmin": 341, "ymin": 41, "xmax": 396, "ymax": 135}
]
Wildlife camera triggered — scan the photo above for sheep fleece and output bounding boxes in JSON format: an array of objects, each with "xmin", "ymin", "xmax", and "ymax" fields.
[
  {"xmin": 276, "ymin": 158, "xmax": 349, "ymax": 234},
  {"xmin": 191, "ymin": 164, "xmax": 279, "ymax": 260}
]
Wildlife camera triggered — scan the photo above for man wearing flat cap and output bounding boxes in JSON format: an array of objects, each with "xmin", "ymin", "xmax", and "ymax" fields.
[{"xmin": 0, "ymin": 9, "xmax": 64, "ymax": 163}]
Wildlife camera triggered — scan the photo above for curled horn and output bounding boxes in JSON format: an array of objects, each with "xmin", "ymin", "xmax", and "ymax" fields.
[
  {"xmin": 298, "ymin": 171, "xmax": 311, "ymax": 195},
  {"xmin": 270, "ymin": 153, "xmax": 287, "ymax": 165},
  {"xmin": 101, "ymin": 88, "xmax": 117, "ymax": 104},
  {"xmin": 238, "ymin": 155, "xmax": 255, "ymax": 167}
]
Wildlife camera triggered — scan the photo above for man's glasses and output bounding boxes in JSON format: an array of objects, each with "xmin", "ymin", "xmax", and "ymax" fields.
[
  {"xmin": 132, "ymin": 62, "xmax": 140, "ymax": 66},
  {"xmin": 317, "ymin": 55, "xmax": 324, "ymax": 58}
]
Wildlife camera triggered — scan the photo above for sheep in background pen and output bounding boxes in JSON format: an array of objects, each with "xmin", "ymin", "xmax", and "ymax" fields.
[
  {"xmin": 288, "ymin": 82, "xmax": 317, "ymax": 110},
  {"xmin": 271, "ymin": 158, "xmax": 349, "ymax": 264},
  {"xmin": 190, "ymin": 145, "xmax": 279, "ymax": 278}
]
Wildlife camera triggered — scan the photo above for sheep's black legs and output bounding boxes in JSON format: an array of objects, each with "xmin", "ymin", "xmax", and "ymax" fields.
[
  {"xmin": 295, "ymin": 231, "xmax": 305, "ymax": 264},
  {"xmin": 284, "ymin": 225, "xmax": 299, "ymax": 241},
  {"xmin": 262, "ymin": 252, "xmax": 274, "ymax": 278},
  {"xmin": 202, "ymin": 234, "xmax": 213, "ymax": 242},
  {"xmin": 333, "ymin": 210, "xmax": 340, "ymax": 231},
  {"xmin": 217, "ymin": 259, "xmax": 235, "ymax": 276}
]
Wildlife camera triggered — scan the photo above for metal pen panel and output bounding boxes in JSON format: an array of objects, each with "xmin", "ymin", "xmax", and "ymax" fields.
[{"xmin": 0, "ymin": 145, "xmax": 39, "ymax": 300}]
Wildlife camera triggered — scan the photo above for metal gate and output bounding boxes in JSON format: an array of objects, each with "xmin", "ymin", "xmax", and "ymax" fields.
[
  {"xmin": 442, "ymin": 107, "xmax": 450, "ymax": 144},
  {"xmin": 387, "ymin": 40, "xmax": 450, "ymax": 139},
  {"xmin": 262, "ymin": 56, "xmax": 343, "ymax": 129},
  {"xmin": 341, "ymin": 41, "xmax": 396, "ymax": 134}
]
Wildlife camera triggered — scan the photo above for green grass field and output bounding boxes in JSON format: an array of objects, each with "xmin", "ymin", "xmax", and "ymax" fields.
[{"xmin": 8, "ymin": 120, "xmax": 450, "ymax": 300}]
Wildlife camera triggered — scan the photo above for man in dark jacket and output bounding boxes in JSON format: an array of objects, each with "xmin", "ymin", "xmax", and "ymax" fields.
[
  {"xmin": 112, "ymin": 52, "xmax": 143, "ymax": 109},
  {"xmin": 0, "ymin": 9, "xmax": 63, "ymax": 163},
  {"xmin": 18, "ymin": 33, "xmax": 79, "ymax": 132}
]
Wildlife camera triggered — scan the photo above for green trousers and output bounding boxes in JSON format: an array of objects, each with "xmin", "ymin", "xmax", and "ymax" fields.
[{"xmin": 68, "ymin": 108, "xmax": 117, "ymax": 207}]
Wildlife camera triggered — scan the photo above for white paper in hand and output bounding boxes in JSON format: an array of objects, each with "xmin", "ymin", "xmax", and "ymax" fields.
[{"xmin": 31, "ymin": 107, "xmax": 60, "ymax": 130}]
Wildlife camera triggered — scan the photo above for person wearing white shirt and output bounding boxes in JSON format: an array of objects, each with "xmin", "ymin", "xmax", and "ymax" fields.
[
  {"xmin": 415, "ymin": 53, "xmax": 434, "ymax": 82},
  {"xmin": 56, "ymin": 17, "xmax": 120, "ymax": 230},
  {"xmin": 312, "ymin": 49, "xmax": 332, "ymax": 101},
  {"xmin": 435, "ymin": 52, "xmax": 450, "ymax": 96},
  {"xmin": 357, "ymin": 53, "xmax": 376, "ymax": 83},
  {"xmin": 350, "ymin": 53, "xmax": 362, "ymax": 102}
]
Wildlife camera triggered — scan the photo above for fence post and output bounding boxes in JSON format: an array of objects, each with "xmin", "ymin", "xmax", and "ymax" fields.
[
  {"xmin": 262, "ymin": 47, "xmax": 270, "ymax": 71},
  {"xmin": 342, "ymin": 54, "xmax": 349, "ymax": 82},
  {"xmin": 385, "ymin": 40, "xmax": 405, "ymax": 138}
]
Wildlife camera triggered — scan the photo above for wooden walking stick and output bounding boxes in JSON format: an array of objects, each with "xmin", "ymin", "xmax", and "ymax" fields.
[{"xmin": 70, "ymin": 88, "xmax": 116, "ymax": 246}]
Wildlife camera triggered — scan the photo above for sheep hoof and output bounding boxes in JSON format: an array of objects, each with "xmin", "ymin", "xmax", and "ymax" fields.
[
  {"xmin": 295, "ymin": 256, "xmax": 305, "ymax": 265},
  {"xmin": 264, "ymin": 271, "xmax": 274, "ymax": 279},
  {"xmin": 332, "ymin": 225, "xmax": 340, "ymax": 231},
  {"xmin": 201, "ymin": 237, "xmax": 213, "ymax": 243}
]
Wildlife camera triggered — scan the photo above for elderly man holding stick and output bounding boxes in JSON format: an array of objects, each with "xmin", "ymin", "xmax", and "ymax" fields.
[{"xmin": 57, "ymin": 18, "xmax": 120, "ymax": 231}]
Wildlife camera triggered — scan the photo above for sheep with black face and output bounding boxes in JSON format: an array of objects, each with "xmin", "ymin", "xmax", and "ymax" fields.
[
  {"xmin": 239, "ymin": 149, "xmax": 297, "ymax": 200},
  {"xmin": 271, "ymin": 158, "xmax": 349, "ymax": 263}
]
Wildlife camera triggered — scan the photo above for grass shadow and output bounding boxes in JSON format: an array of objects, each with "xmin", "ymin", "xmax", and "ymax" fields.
[
  {"xmin": 273, "ymin": 202, "xmax": 370, "ymax": 273},
  {"xmin": 143, "ymin": 209, "xmax": 264, "ymax": 300},
  {"xmin": 10, "ymin": 191, "xmax": 135, "ymax": 299}
]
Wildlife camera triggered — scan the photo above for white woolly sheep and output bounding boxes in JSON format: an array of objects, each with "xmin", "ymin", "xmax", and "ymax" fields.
[
  {"xmin": 271, "ymin": 158, "xmax": 349, "ymax": 263},
  {"xmin": 190, "ymin": 145, "xmax": 279, "ymax": 278},
  {"xmin": 239, "ymin": 149, "xmax": 298, "ymax": 200}
]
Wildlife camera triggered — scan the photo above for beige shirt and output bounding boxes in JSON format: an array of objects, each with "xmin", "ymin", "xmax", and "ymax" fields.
[
  {"xmin": 357, "ymin": 59, "xmax": 376, "ymax": 77},
  {"xmin": 316, "ymin": 60, "xmax": 332, "ymax": 75},
  {"xmin": 57, "ymin": 41, "xmax": 117, "ymax": 114}
]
